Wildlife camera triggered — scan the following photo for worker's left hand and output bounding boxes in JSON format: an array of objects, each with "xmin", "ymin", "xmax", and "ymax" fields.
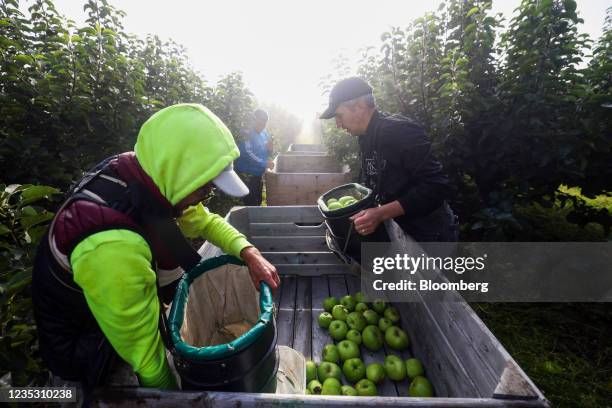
[
  {"xmin": 350, "ymin": 207, "xmax": 384, "ymax": 236},
  {"xmin": 240, "ymin": 246, "xmax": 280, "ymax": 293}
]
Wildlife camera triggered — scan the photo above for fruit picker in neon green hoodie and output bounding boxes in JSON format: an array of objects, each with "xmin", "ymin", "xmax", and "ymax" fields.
[{"xmin": 34, "ymin": 104, "xmax": 280, "ymax": 390}]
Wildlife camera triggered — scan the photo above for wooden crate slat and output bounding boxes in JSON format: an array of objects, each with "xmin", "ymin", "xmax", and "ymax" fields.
[
  {"xmin": 250, "ymin": 237, "xmax": 329, "ymax": 252},
  {"xmin": 262, "ymin": 251, "xmax": 343, "ymax": 265},
  {"xmin": 250, "ymin": 222, "xmax": 326, "ymax": 236},
  {"xmin": 275, "ymin": 264, "xmax": 353, "ymax": 276},
  {"xmin": 293, "ymin": 277, "xmax": 312, "ymax": 360},
  {"xmin": 277, "ymin": 276, "xmax": 297, "ymax": 348},
  {"xmin": 247, "ymin": 206, "xmax": 322, "ymax": 223},
  {"xmin": 397, "ymin": 302, "xmax": 481, "ymax": 398},
  {"xmin": 310, "ymin": 276, "xmax": 332, "ymax": 362},
  {"xmin": 93, "ymin": 387, "xmax": 550, "ymax": 407}
]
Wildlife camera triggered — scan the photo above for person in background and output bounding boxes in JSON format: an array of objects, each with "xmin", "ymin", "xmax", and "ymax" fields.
[
  {"xmin": 235, "ymin": 109, "xmax": 274, "ymax": 206},
  {"xmin": 320, "ymin": 77, "xmax": 458, "ymax": 242}
]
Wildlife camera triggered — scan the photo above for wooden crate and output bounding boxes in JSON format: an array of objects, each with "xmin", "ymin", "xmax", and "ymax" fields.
[{"xmin": 92, "ymin": 206, "xmax": 549, "ymax": 407}]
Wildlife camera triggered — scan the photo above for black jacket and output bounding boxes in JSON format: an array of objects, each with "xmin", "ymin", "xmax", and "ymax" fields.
[{"xmin": 358, "ymin": 110, "xmax": 455, "ymax": 233}]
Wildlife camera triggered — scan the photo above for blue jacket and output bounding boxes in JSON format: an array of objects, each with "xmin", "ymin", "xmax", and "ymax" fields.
[{"xmin": 234, "ymin": 129, "xmax": 271, "ymax": 176}]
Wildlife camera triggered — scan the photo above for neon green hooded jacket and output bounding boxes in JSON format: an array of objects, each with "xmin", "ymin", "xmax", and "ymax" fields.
[{"xmin": 70, "ymin": 104, "xmax": 251, "ymax": 389}]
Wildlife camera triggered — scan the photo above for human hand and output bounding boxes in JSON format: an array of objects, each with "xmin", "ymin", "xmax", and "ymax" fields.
[
  {"xmin": 267, "ymin": 160, "xmax": 275, "ymax": 170},
  {"xmin": 349, "ymin": 207, "xmax": 384, "ymax": 236},
  {"xmin": 240, "ymin": 246, "xmax": 280, "ymax": 293}
]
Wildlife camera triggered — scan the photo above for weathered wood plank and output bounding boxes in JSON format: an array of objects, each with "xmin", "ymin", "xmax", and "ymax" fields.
[
  {"xmin": 277, "ymin": 276, "xmax": 297, "ymax": 348},
  {"xmin": 311, "ymin": 276, "xmax": 332, "ymax": 363},
  {"xmin": 396, "ymin": 301, "xmax": 480, "ymax": 398},
  {"xmin": 420, "ymin": 292, "xmax": 502, "ymax": 397},
  {"xmin": 92, "ymin": 387, "xmax": 550, "ymax": 407},
  {"xmin": 275, "ymin": 264, "xmax": 353, "ymax": 276},
  {"xmin": 384, "ymin": 221, "xmax": 537, "ymax": 399},
  {"xmin": 328, "ymin": 275, "xmax": 348, "ymax": 299},
  {"xmin": 224, "ymin": 206, "xmax": 251, "ymax": 237},
  {"xmin": 250, "ymin": 222, "xmax": 326, "ymax": 236},
  {"xmin": 247, "ymin": 206, "xmax": 322, "ymax": 223},
  {"xmin": 250, "ymin": 237, "xmax": 328, "ymax": 252},
  {"xmin": 293, "ymin": 277, "xmax": 312, "ymax": 360},
  {"xmin": 262, "ymin": 251, "xmax": 342, "ymax": 265},
  {"xmin": 273, "ymin": 276, "xmax": 284, "ymax": 309}
]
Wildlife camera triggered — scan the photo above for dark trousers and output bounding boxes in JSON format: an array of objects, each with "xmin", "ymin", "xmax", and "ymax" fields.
[{"xmin": 239, "ymin": 172, "xmax": 264, "ymax": 206}]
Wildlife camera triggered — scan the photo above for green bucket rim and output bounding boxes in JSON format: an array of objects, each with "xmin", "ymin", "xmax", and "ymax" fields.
[{"xmin": 168, "ymin": 255, "xmax": 274, "ymax": 361}]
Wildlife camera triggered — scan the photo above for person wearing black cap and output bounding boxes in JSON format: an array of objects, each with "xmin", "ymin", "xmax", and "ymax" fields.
[{"xmin": 320, "ymin": 77, "xmax": 458, "ymax": 242}]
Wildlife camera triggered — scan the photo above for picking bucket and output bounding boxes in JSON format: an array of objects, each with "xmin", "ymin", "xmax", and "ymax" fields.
[
  {"xmin": 168, "ymin": 255, "xmax": 278, "ymax": 392},
  {"xmin": 317, "ymin": 183, "xmax": 389, "ymax": 257}
]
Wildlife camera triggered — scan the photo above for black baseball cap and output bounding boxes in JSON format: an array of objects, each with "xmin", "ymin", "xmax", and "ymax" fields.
[{"xmin": 320, "ymin": 77, "xmax": 373, "ymax": 119}]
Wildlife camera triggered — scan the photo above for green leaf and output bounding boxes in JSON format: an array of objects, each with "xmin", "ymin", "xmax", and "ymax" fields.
[
  {"xmin": 6, "ymin": 269, "xmax": 32, "ymax": 297},
  {"xmin": 0, "ymin": 225, "xmax": 10, "ymax": 236},
  {"xmin": 20, "ymin": 186, "xmax": 60, "ymax": 206},
  {"xmin": 19, "ymin": 212, "xmax": 53, "ymax": 230},
  {"xmin": 466, "ymin": 7, "xmax": 479, "ymax": 18}
]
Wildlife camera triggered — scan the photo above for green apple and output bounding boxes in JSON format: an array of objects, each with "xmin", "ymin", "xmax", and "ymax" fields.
[
  {"xmin": 329, "ymin": 320, "xmax": 349, "ymax": 341},
  {"xmin": 345, "ymin": 199, "xmax": 358, "ymax": 206},
  {"xmin": 342, "ymin": 357, "xmax": 366, "ymax": 383},
  {"xmin": 323, "ymin": 296, "xmax": 339, "ymax": 312},
  {"xmin": 383, "ymin": 306, "xmax": 401, "ymax": 324},
  {"xmin": 346, "ymin": 329, "xmax": 362, "ymax": 345},
  {"xmin": 384, "ymin": 354, "xmax": 406, "ymax": 381},
  {"xmin": 406, "ymin": 358, "xmax": 425, "ymax": 380},
  {"xmin": 326, "ymin": 198, "xmax": 338, "ymax": 206},
  {"xmin": 346, "ymin": 311, "xmax": 367, "ymax": 332},
  {"xmin": 305, "ymin": 388, "xmax": 311, "ymax": 395},
  {"xmin": 331, "ymin": 304, "xmax": 349, "ymax": 321},
  {"xmin": 366, "ymin": 362, "xmax": 386, "ymax": 384},
  {"xmin": 322, "ymin": 343, "xmax": 340, "ymax": 363},
  {"xmin": 355, "ymin": 378, "xmax": 377, "ymax": 396},
  {"xmin": 384, "ymin": 326, "xmax": 410, "ymax": 351},
  {"xmin": 354, "ymin": 292, "xmax": 367, "ymax": 303},
  {"xmin": 378, "ymin": 317, "xmax": 393, "ymax": 332},
  {"xmin": 339, "ymin": 195, "xmax": 356, "ymax": 205},
  {"xmin": 328, "ymin": 202, "xmax": 343, "ymax": 210},
  {"xmin": 321, "ymin": 377, "xmax": 342, "ymax": 395},
  {"xmin": 341, "ymin": 384, "xmax": 358, "ymax": 396},
  {"xmin": 317, "ymin": 361, "xmax": 342, "ymax": 382},
  {"xmin": 354, "ymin": 302, "xmax": 368, "ymax": 313},
  {"xmin": 306, "ymin": 360, "xmax": 318, "ymax": 383},
  {"xmin": 408, "ymin": 376, "xmax": 434, "ymax": 397},
  {"xmin": 318, "ymin": 312, "xmax": 333, "ymax": 328},
  {"xmin": 308, "ymin": 379, "xmax": 322, "ymax": 394},
  {"xmin": 372, "ymin": 300, "xmax": 386, "ymax": 314},
  {"xmin": 340, "ymin": 295, "xmax": 356, "ymax": 312},
  {"xmin": 361, "ymin": 325, "xmax": 384, "ymax": 352},
  {"xmin": 362, "ymin": 309, "xmax": 380, "ymax": 326},
  {"xmin": 337, "ymin": 339, "xmax": 360, "ymax": 361}
]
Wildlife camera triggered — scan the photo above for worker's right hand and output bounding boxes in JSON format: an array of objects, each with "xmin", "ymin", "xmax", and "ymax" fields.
[
  {"xmin": 240, "ymin": 246, "xmax": 280, "ymax": 293},
  {"xmin": 267, "ymin": 160, "xmax": 275, "ymax": 170}
]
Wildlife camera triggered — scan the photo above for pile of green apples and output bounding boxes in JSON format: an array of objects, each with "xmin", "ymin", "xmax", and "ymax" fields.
[
  {"xmin": 305, "ymin": 292, "xmax": 435, "ymax": 397},
  {"xmin": 325, "ymin": 195, "xmax": 359, "ymax": 211}
]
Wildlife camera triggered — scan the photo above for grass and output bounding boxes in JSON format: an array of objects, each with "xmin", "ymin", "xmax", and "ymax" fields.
[{"xmin": 473, "ymin": 303, "xmax": 612, "ymax": 408}]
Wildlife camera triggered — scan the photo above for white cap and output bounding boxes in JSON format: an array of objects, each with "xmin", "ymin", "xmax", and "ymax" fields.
[{"xmin": 212, "ymin": 163, "xmax": 249, "ymax": 197}]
